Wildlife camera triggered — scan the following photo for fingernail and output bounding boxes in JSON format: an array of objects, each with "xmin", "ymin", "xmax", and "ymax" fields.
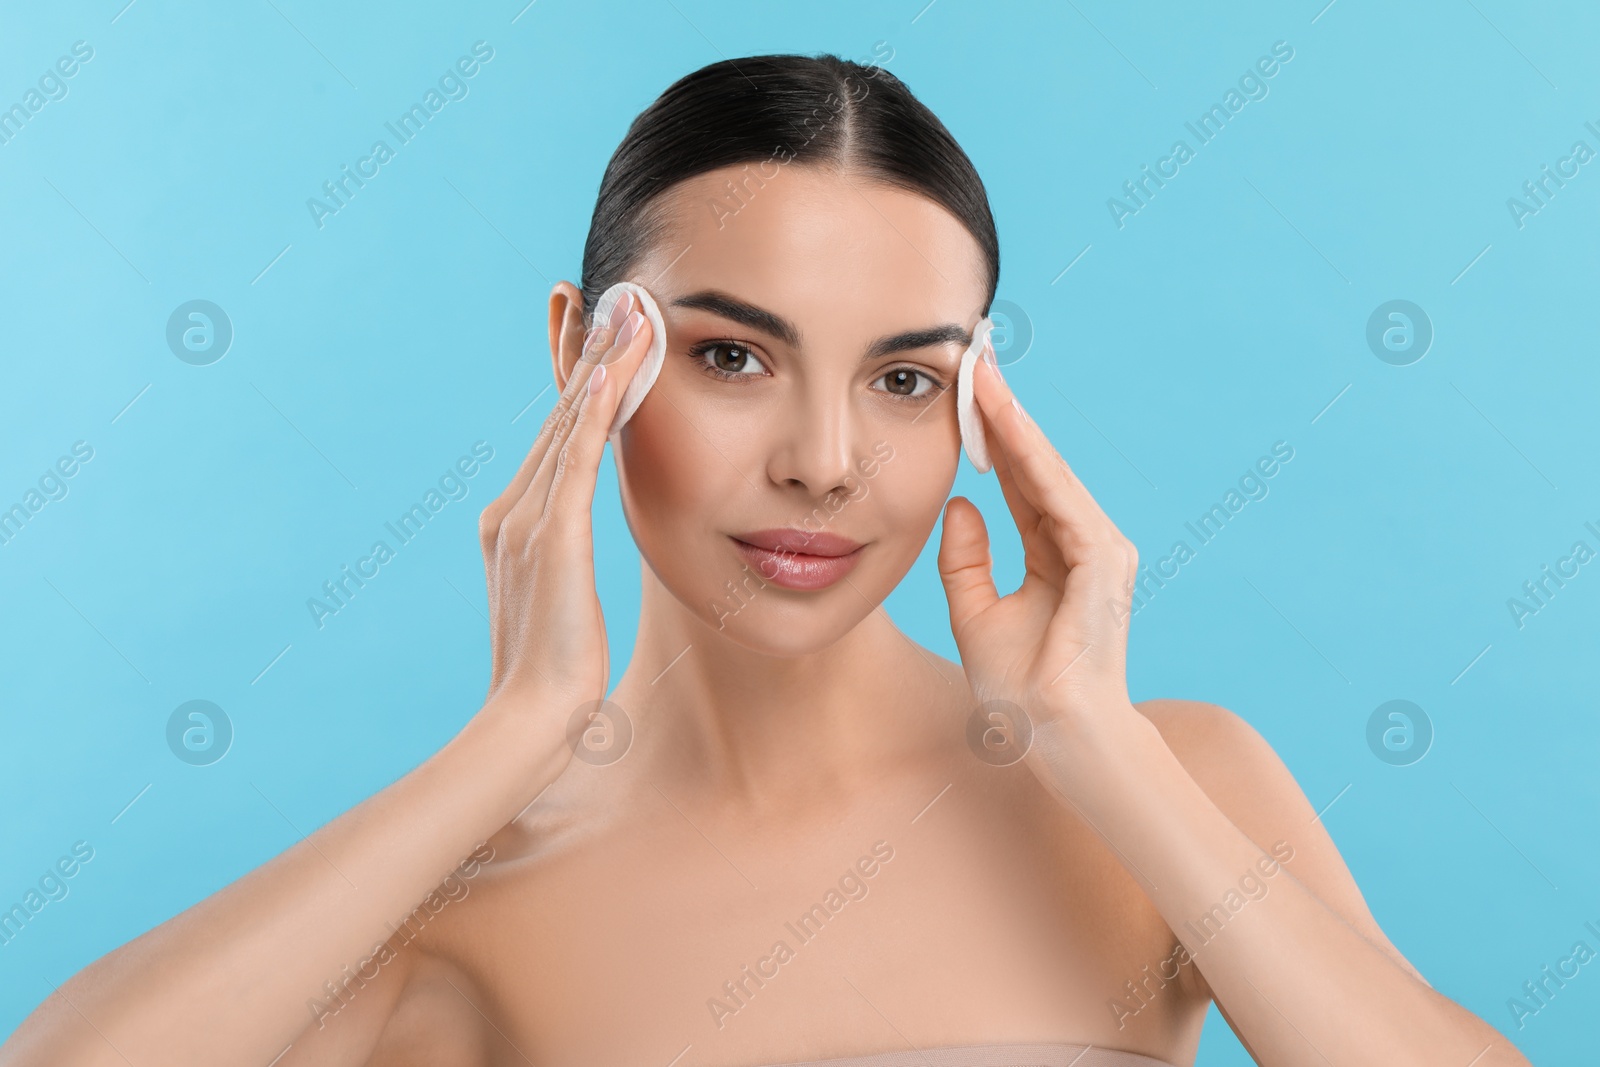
[
  {"xmin": 982, "ymin": 340, "xmax": 997, "ymax": 367},
  {"xmin": 608, "ymin": 291, "xmax": 635, "ymax": 331},
  {"xmin": 614, "ymin": 310, "xmax": 643, "ymax": 351},
  {"xmin": 589, "ymin": 361, "xmax": 608, "ymax": 395},
  {"xmin": 582, "ymin": 328, "xmax": 602, "ymax": 355}
]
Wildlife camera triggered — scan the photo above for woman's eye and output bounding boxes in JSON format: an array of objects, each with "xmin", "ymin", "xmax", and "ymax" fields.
[
  {"xmin": 691, "ymin": 341, "xmax": 767, "ymax": 378},
  {"xmin": 875, "ymin": 367, "xmax": 939, "ymax": 399},
  {"xmin": 689, "ymin": 345, "xmax": 943, "ymax": 401}
]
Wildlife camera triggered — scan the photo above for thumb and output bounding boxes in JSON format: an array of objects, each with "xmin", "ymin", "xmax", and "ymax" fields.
[{"xmin": 937, "ymin": 496, "xmax": 999, "ymax": 647}]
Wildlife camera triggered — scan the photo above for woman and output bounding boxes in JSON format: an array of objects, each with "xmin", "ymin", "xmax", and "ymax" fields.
[{"xmin": 4, "ymin": 53, "xmax": 1526, "ymax": 1067}]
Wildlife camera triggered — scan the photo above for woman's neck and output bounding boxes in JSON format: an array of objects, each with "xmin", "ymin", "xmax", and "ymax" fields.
[{"xmin": 610, "ymin": 562, "xmax": 962, "ymax": 815}]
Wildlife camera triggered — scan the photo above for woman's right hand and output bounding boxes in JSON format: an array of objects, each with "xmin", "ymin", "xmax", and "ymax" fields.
[
  {"xmin": 0, "ymin": 292, "xmax": 657, "ymax": 1067},
  {"xmin": 477, "ymin": 288, "xmax": 655, "ymax": 711}
]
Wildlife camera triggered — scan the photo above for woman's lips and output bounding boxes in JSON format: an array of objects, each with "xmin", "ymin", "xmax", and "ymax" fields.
[{"xmin": 729, "ymin": 528, "xmax": 865, "ymax": 591}]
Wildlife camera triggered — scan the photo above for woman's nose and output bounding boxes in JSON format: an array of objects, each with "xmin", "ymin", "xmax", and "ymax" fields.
[{"xmin": 764, "ymin": 383, "xmax": 861, "ymax": 496}]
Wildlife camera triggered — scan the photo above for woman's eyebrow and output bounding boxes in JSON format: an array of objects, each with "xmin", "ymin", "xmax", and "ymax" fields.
[
  {"xmin": 668, "ymin": 288, "xmax": 971, "ymax": 364},
  {"xmin": 863, "ymin": 324, "xmax": 970, "ymax": 363},
  {"xmin": 669, "ymin": 290, "xmax": 801, "ymax": 347}
]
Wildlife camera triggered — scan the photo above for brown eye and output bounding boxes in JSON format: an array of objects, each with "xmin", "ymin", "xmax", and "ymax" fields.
[
  {"xmin": 690, "ymin": 341, "xmax": 767, "ymax": 379},
  {"xmin": 711, "ymin": 344, "xmax": 751, "ymax": 373},
  {"xmin": 877, "ymin": 368, "xmax": 935, "ymax": 398}
]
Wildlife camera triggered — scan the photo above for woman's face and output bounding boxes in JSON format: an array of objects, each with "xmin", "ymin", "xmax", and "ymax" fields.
[{"xmin": 598, "ymin": 163, "xmax": 989, "ymax": 656}]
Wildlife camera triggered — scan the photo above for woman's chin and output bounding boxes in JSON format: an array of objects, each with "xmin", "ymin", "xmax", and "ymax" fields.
[{"xmin": 697, "ymin": 595, "xmax": 877, "ymax": 658}]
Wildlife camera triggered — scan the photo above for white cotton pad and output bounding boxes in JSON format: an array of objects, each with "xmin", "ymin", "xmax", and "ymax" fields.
[
  {"xmin": 592, "ymin": 281, "xmax": 668, "ymax": 437},
  {"xmin": 956, "ymin": 317, "xmax": 995, "ymax": 473}
]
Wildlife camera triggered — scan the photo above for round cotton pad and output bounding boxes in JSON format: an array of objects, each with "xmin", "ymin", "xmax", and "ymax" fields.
[
  {"xmin": 591, "ymin": 281, "xmax": 668, "ymax": 437},
  {"xmin": 956, "ymin": 317, "xmax": 995, "ymax": 473}
]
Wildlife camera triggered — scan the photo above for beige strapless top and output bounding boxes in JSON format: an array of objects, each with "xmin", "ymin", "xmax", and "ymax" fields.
[{"xmin": 752, "ymin": 1043, "xmax": 1182, "ymax": 1067}]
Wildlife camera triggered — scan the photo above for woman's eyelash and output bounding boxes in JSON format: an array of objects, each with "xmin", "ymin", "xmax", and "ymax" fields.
[
  {"xmin": 686, "ymin": 340, "xmax": 947, "ymax": 401},
  {"xmin": 687, "ymin": 340, "xmax": 766, "ymax": 379}
]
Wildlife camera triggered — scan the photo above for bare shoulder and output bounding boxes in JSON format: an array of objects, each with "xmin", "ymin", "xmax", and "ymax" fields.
[
  {"xmin": 343, "ymin": 771, "xmax": 626, "ymax": 1065},
  {"xmin": 1130, "ymin": 698, "xmax": 1293, "ymax": 815},
  {"xmin": 1131, "ymin": 697, "xmax": 1430, "ymax": 990}
]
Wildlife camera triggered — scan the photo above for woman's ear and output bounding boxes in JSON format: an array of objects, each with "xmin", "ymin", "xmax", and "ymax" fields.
[{"xmin": 547, "ymin": 281, "xmax": 588, "ymax": 391}]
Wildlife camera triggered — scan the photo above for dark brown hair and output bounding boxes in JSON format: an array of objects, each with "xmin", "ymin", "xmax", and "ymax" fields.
[{"xmin": 580, "ymin": 52, "xmax": 999, "ymax": 322}]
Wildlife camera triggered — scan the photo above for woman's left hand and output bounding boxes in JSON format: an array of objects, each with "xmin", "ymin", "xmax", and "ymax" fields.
[{"xmin": 937, "ymin": 341, "xmax": 1143, "ymax": 761}]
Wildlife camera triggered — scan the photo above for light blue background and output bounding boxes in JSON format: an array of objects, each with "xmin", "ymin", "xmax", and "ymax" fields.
[{"xmin": 2, "ymin": 0, "xmax": 1597, "ymax": 1062}]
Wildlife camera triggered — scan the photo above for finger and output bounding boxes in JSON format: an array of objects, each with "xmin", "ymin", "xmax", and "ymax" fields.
[
  {"xmin": 482, "ymin": 294, "xmax": 636, "ymax": 534},
  {"xmin": 525, "ymin": 295, "xmax": 653, "ymax": 504},
  {"xmin": 547, "ymin": 312, "xmax": 655, "ymax": 520},
  {"xmin": 528, "ymin": 306, "xmax": 653, "ymax": 513},
  {"xmin": 982, "ymin": 405, "xmax": 1042, "ymax": 540},
  {"xmin": 936, "ymin": 496, "xmax": 1000, "ymax": 647},
  {"xmin": 972, "ymin": 358, "xmax": 1137, "ymax": 680},
  {"xmin": 481, "ymin": 330, "xmax": 603, "ymax": 537},
  {"xmin": 973, "ymin": 356, "xmax": 1117, "ymax": 565},
  {"xmin": 990, "ymin": 451, "xmax": 1071, "ymax": 591},
  {"xmin": 510, "ymin": 309, "xmax": 654, "ymax": 533},
  {"xmin": 983, "ymin": 421, "xmax": 1076, "ymax": 589},
  {"xmin": 970, "ymin": 351, "xmax": 1068, "ymax": 589},
  {"xmin": 974, "ymin": 345, "xmax": 1042, "ymax": 526}
]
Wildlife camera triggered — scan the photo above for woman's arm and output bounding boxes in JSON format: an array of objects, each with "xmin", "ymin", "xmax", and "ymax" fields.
[
  {"xmin": 936, "ymin": 348, "xmax": 1531, "ymax": 1066},
  {"xmin": 0, "ymin": 696, "xmax": 569, "ymax": 1067},
  {"xmin": 1057, "ymin": 698, "xmax": 1526, "ymax": 1066},
  {"xmin": 1, "ymin": 284, "xmax": 657, "ymax": 1067}
]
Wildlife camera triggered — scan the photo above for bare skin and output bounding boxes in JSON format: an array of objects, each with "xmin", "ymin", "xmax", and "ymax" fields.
[{"xmin": 2, "ymin": 165, "xmax": 1528, "ymax": 1067}]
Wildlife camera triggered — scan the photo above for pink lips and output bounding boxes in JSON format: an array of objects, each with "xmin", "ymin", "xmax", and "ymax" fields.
[{"xmin": 730, "ymin": 528, "xmax": 865, "ymax": 591}]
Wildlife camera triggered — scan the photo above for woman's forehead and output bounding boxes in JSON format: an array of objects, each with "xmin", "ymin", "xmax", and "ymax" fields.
[{"xmin": 640, "ymin": 165, "xmax": 988, "ymax": 331}]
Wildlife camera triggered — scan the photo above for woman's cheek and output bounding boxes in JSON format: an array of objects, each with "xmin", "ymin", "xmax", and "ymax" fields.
[
  {"xmin": 849, "ymin": 452, "xmax": 948, "ymax": 583},
  {"xmin": 871, "ymin": 425, "xmax": 960, "ymax": 521},
  {"xmin": 614, "ymin": 385, "xmax": 762, "ymax": 558}
]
